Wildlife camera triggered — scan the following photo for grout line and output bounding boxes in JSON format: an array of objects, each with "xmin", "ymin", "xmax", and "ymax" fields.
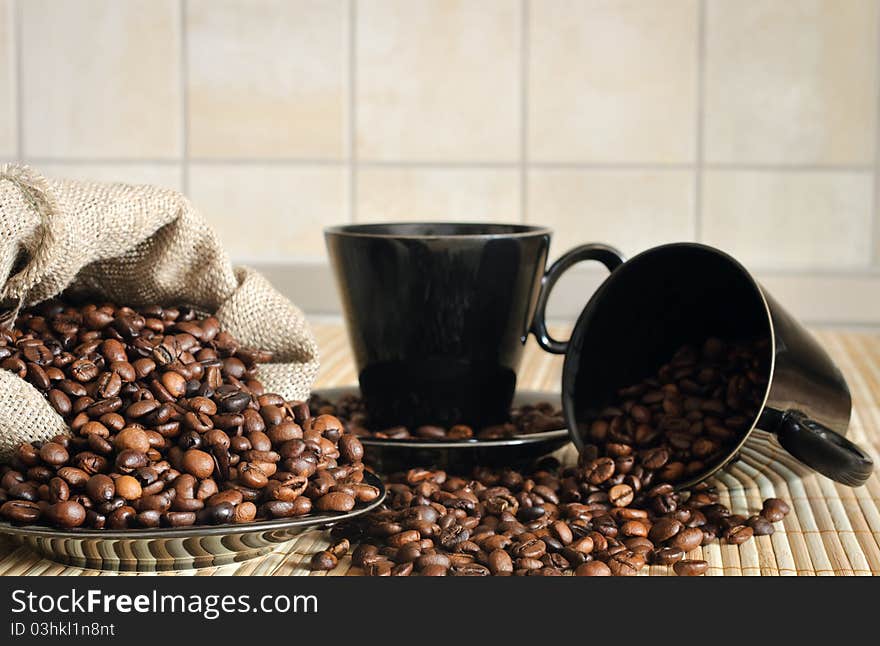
[
  {"xmin": 348, "ymin": 0, "xmax": 357, "ymax": 224},
  {"xmin": 519, "ymin": 0, "xmax": 529, "ymax": 225},
  {"xmin": 703, "ymin": 162, "xmax": 874, "ymax": 172},
  {"xmin": 13, "ymin": 0, "xmax": 23, "ymax": 160},
  {"xmin": 249, "ymin": 258, "xmax": 880, "ymax": 279},
  {"xmin": 694, "ymin": 0, "xmax": 706, "ymax": 242},
  {"xmin": 15, "ymin": 157, "xmax": 877, "ymax": 173},
  {"xmin": 180, "ymin": 0, "xmax": 189, "ymax": 194},
  {"xmin": 873, "ymin": 0, "xmax": 880, "ymax": 266},
  {"xmin": 22, "ymin": 157, "xmax": 187, "ymax": 166}
]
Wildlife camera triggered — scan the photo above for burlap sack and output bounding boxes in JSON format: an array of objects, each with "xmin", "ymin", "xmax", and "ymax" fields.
[{"xmin": 0, "ymin": 163, "xmax": 319, "ymax": 460}]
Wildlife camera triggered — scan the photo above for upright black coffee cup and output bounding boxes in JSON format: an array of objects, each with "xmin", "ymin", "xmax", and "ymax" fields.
[{"xmin": 325, "ymin": 223, "xmax": 622, "ymax": 429}]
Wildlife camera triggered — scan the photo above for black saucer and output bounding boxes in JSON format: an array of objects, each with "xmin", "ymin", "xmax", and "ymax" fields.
[{"xmin": 313, "ymin": 387, "xmax": 571, "ymax": 473}]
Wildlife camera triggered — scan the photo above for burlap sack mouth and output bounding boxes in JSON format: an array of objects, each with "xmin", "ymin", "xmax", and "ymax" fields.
[{"xmin": 0, "ymin": 164, "xmax": 319, "ymax": 460}]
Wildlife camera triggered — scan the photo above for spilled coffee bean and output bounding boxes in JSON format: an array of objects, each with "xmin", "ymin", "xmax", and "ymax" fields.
[
  {"xmin": 319, "ymin": 459, "xmax": 788, "ymax": 576},
  {"xmin": 312, "ymin": 337, "xmax": 788, "ymax": 576}
]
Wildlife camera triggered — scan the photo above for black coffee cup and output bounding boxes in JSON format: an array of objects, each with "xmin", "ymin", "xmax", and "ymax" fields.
[
  {"xmin": 552, "ymin": 242, "xmax": 873, "ymax": 487},
  {"xmin": 325, "ymin": 223, "xmax": 623, "ymax": 429}
]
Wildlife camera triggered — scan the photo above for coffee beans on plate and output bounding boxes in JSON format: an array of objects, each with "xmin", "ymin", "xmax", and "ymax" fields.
[
  {"xmin": 308, "ymin": 394, "xmax": 565, "ymax": 440},
  {"xmin": 0, "ymin": 301, "xmax": 372, "ymax": 531}
]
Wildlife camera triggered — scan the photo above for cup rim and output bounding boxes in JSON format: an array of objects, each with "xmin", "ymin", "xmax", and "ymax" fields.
[{"xmin": 324, "ymin": 222, "xmax": 553, "ymax": 239}]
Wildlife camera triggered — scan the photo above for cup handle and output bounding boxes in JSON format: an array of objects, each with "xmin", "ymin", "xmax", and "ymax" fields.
[
  {"xmin": 775, "ymin": 411, "xmax": 874, "ymax": 486},
  {"xmin": 530, "ymin": 244, "xmax": 625, "ymax": 355}
]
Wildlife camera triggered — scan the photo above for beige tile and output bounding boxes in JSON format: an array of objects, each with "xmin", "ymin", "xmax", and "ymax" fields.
[
  {"xmin": 187, "ymin": 0, "xmax": 346, "ymax": 159},
  {"xmin": 705, "ymin": 0, "xmax": 879, "ymax": 165},
  {"xmin": 357, "ymin": 167, "xmax": 520, "ymax": 223},
  {"xmin": 527, "ymin": 170, "xmax": 695, "ymax": 259},
  {"xmin": 529, "ymin": 0, "xmax": 698, "ymax": 163},
  {"xmin": 356, "ymin": 0, "xmax": 519, "ymax": 161},
  {"xmin": 20, "ymin": 0, "xmax": 180, "ymax": 159},
  {"xmin": 188, "ymin": 164, "xmax": 348, "ymax": 263},
  {"xmin": 702, "ymin": 171, "xmax": 873, "ymax": 270},
  {"xmin": 35, "ymin": 163, "xmax": 182, "ymax": 192},
  {"xmin": 0, "ymin": 0, "xmax": 13, "ymax": 158}
]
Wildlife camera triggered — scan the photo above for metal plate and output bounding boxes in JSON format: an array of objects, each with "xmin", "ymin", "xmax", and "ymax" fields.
[{"xmin": 0, "ymin": 471, "xmax": 385, "ymax": 572}]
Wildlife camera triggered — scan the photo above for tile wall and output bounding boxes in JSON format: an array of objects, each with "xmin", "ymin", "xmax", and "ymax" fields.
[{"xmin": 2, "ymin": 0, "xmax": 879, "ymax": 324}]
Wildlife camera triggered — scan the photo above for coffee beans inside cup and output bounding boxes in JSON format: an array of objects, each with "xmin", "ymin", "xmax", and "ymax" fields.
[
  {"xmin": 0, "ymin": 301, "xmax": 372, "ymax": 530},
  {"xmin": 580, "ymin": 336, "xmax": 770, "ymax": 483}
]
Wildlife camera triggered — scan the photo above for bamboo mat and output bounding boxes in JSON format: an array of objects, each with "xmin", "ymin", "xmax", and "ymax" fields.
[{"xmin": 1, "ymin": 323, "xmax": 878, "ymax": 577}]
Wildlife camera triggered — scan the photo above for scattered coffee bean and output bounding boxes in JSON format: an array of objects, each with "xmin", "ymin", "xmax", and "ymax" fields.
[
  {"xmin": 310, "ymin": 550, "xmax": 338, "ymax": 571},
  {"xmin": 760, "ymin": 498, "xmax": 791, "ymax": 523},
  {"xmin": 575, "ymin": 561, "xmax": 611, "ymax": 576},
  {"xmin": 326, "ymin": 458, "xmax": 787, "ymax": 576},
  {"xmin": 673, "ymin": 559, "xmax": 709, "ymax": 576},
  {"xmin": 747, "ymin": 515, "xmax": 774, "ymax": 536}
]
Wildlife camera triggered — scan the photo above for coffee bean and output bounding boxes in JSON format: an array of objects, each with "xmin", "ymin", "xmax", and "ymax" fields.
[
  {"xmin": 0, "ymin": 500, "xmax": 42, "ymax": 523},
  {"xmin": 114, "ymin": 427, "xmax": 150, "ymax": 453},
  {"xmin": 310, "ymin": 550, "xmax": 338, "ymax": 571},
  {"xmin": 761, "ymin": 498, "xmax": 790, "ymax": 523},
  {"xmin": 48, "ymin": 477, "xmax": 70, "ymax": 503},
  {"xmin": 85, "ymin": 474, "xmax": 115, "ymax": 502},
  {"xmin": 747, "ymin": 515, "xmax": 774, "ymax": 536},
  {"xmin": 182, "ymin": 449, "xmax": 214, "ymax": 479},
  {"xmin": 163, "ymin": 511, "xmax": 197, "ymax": 527},
  {"xmin": 339, "ymin": 435, "xmax": 364, "ymax": 464},
  {"xmin": 114, "ymin": 475, "xmax": 142, "ymax": 501},
  {"xmin": 671, "ymin": 527, "xmax": 704, "ymax": 552},
  {"xmin": 608, "ymin": 484, "xmax": 634, "ymax": 507},
  {"xmin": 315, "ymin": 492, "xmax": 356, "ymax": 513},
  {"xmin": 352, "ymin": 544, "xmax": 380, "ymax": 567},
  {"xmin": 651, "ymin": 547, "xmax": 685, "ymax": 565},
  {"xmin": 551, "ymin": 520, "xmax": 573, "ymax": 545},
  {"xmin": 649, "ymin": 518, "xmax": 682, "ymax": 543},
  {"xmin": 39, "ymin": 442, "xmax": 68, "ymax": 466},
  {"xmin": 391, "ymin": 562, "xmax": 413, "ymax": 576},
  {"xmin": 49, "ymin": 501, "xmax": 86, "ymax": 528},
  {"xmin": 673, "ymin": 559, "xmax": 709, "ymax": 576},
  {"xmin": 488, "ymin": 549, "xmax": 513, "ymax": 575},
  {"xmin": 575, "ymin": 561, "xmax": 611, "ymax": 576},
  {"xmin": 233, "ymin": 502, "xmax": 257, "ymax": 523},
  {"xmin": 607, "ymin": 551, "xmax": 645, "ymax": 576},
  {"xmin": 365, "ymin": 561, "xmax": 394, "ymax": 576},
  {"xmin": 585, "ymin": 457, "xmax": 615, "ymax": 484},
  {"xmin": 416, "ymin": 553, "xmax": 450, "ymax": 570},
  {"xmin": 723, "ymin": 524, "xmax": 754, "ymax": 545},
  {"xmin": 48, "ymin": 389, "xmax": 72, "ymax": 416}
]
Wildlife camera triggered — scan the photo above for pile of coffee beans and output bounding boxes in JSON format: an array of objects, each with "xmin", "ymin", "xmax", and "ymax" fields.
[
  {"xmin": 309, "ymin": 394, "xmax": 565, "ymax": 440},
  {"xmin": 310, "ymin": 336, "xmax": 786, "ymax": 575},
  {"xmin": 316, "ymin": 461, "xmax": 789, "ymax": 576},
  {"xmin": 0, "ymin": 301, "xmax": 374, "ymax": 530}
]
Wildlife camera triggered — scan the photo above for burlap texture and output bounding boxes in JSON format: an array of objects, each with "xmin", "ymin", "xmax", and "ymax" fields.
[{"xmin": 0, "ymin": 164, "xmax": 319, "ymax": 460}]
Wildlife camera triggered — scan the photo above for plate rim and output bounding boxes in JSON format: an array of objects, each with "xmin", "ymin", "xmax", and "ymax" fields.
[
  {"xmin": 315, "ymin": 387, "xmax": 570, "ymax": 450},
  {"xmin": 0, "ymin": 471, "xmax": 385, "ymax": 541}
]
